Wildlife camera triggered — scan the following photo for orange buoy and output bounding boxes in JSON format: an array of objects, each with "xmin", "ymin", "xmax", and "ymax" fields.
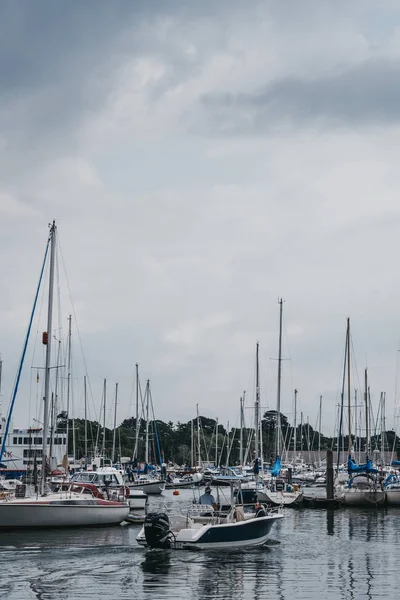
[{"xmin": 173, "ymin": 490, "xmax": 180, "ymax": 496}]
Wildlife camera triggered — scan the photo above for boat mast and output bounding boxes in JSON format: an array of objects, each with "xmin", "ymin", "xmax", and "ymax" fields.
[
  {"xmin": 133, "ymin": 363, "xmax": 139, "ymax": 463},
  {"xmin": 215, "ymin": 417, "xmax": 218, "ymax": 467},
  {"xmin": 293, "ymin": 389, "xmax": 297, "ymax": 463},
  {"xmin": 318, "ymin": 395, "xmax": 322, "ymax": 466},
  {"xmin": 102, "ymin": 378, "xmax": 106, "ymax": 457},
  {"xmin": 255, "ymin": 342, "xmax": 260, "ymax": 464},
  {"xmin": 191, "ymin": 417, "xmax": 194, "ymax": 468},
  {"xmin": 66, "ymin": 314, "xmax": 72, "ymax": 462},
  {"xmin": 84, "ymin": 375, "xmax": 87, "ymax": 465},
  {"xmin": 364, "ymin": 368, "xmax": 369, "ymax": 457},
  {"xmin": 347, "ymin": 318, "xmax": 351, "ymax": 456},
  {"xmin": 300, "ymin": 411, "xmax": 303, "ymax": 456},
  {"xmin": 112, "ymin": 382, "xmax": 118, "ymax": 463},
  {"xmin": 196, "ymin": 403, "xmax": 201, "ymax": 468},
  {"xmin": 276, "ymin": 298, "xmax": 283, "ymax": 458},
  {"xmin": 41, "ymin": 220, "xmax": 56, "ymax": 496},
  {"xmin": 239, "ymin": 396, "xmax": 243, "ymax": 467},
  {"xmin": 145, "ymin": 380, "xmax": 150, "ymax": 464}
]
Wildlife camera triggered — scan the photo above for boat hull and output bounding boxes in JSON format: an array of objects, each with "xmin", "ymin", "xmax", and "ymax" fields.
[
  {"xmin": 129, "ymin": 481, "xmax": 165, "ymax": 495},
  {"xmin": 0, "ymin": 499, "xmax": 130, "ymax": 529},
  {"xmin": 385, "ymin": 490, "xmax": 400, "ymax": 505},
  {"xmin": 343, "ymin": 490, "xmax": 385, "ymax": 507},
  {"xmin": 257, "ymin": 489, "xmax": 303, "ymax": 507},
  {"xmin": 137, "ymin": 513, "xmax": 283, "ymax": 550}
]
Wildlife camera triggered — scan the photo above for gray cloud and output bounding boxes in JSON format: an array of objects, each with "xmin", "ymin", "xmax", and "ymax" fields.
[{"xmin": 197, "ymin": 60, "xmax": 400, "ymax": 134}]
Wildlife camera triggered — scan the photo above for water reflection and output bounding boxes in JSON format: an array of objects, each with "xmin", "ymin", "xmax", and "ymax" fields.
[
  {"xmin": 141, "ymin": 549, "xmax": 172, "ymax": 575},
  {"xmin": 326, "ymin": 509, "xmax": 334, "ymax": 535}
]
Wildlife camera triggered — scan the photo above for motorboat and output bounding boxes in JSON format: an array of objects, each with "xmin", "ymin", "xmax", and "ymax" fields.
[
  {"xmin": 165, "ymin": 472, "xmax": 204, "ymax": 489},
  {"xmin": 70, "ymin": 467, "xmax": 148, "ymax": 510},
  {"xmin": 128, "ymin": 475, "xmax": 165, "ymax": 495},
  {"xmin": 257, "ymin": 478, "xmax": 303, "ymax": 507},
  {"xmin": 0, "ymin": 482, "xmax": 130, "ymax": 529},
  {"xmin": 210, "ymin": 466, "xmax": 250, "ymax": 487},
  {"xmin": 136, "ymin": 504, "xmax": 283, "ymax": 550}
]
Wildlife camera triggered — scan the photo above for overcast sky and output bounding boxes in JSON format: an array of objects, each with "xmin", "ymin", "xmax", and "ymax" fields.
[{"xmin": 1, "ymin": 1, "xmax": 400, "ymax": 441}]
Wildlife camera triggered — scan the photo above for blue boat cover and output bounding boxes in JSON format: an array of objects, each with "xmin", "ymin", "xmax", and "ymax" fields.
[
  {"xmin": 391, "ymin": 460, "xmax": 400, "ymax": 467},
  {"xmin": 271, "ymin": 456, "xmax": 281, "ymax": 477},
  {"xmin": 347, "ymin": 455, "xmax": 377, "ymax": 474}
]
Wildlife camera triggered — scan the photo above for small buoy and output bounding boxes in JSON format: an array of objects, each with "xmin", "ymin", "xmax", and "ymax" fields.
[{"xmin": 173, "ymin": 490, "xmax": 180, "ymax": 496}]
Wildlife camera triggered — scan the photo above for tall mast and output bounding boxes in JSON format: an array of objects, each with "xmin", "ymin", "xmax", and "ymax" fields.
[
  {"xmin": 191, "ymin": 417, "xmax": 194, "ymax": 468},
  {"xmin": 318, "ymin": 395, "xmax": 322, "ymax": 466},
  {"xmin": 145, "ymin": 380, "xmax": 150, "ymax": 464},
  {"xmin": 112, "ymin": 382, "xmax": 118, "ymax": 463},
  {"xmin": 255, "ymin": 342, "xmax": 260, "ymax": 462},
  {"xmin": 300, "ymin": 411, "xmax": 303, "ymax": 455},
  {"xmin": 380, "ymin": 392, "xmax": 386, "ymax": 460},
  {"xmin": 102, "ymin": 378, "xmax": 106, "ymax": 456},
  {"xmin": 133, "ymin": 363, "xmax": 139, "ymax": 462},
  {"xmin": 84, "ymin": 375, "xmax": 87, "ymax": 464},
  {"xmin": 66, "ymin": 314, "xmax": 72, "ymax": 461},
  {"xmin": 239, "ymin": 396, "xmax": 243, "ymax": 467},
  {"xmin": 347, "ymin": 318, "xmax": 351, "ymax": 455},
  {"xmin": 215, "ymin": 417, "xmax": 218, "ymax": 467},
  {"xmin": 196, "ymin": 404, "xmax": 201, "ymax": 467},
  {"xmin": 276, "ymin": 298, "xmax": 283, "ymax": 457},
  {"xmin": 41, "ymin": 220, "xmax": 56, "ymax": 496},
  {"xmin": 293, "ymin": 389, "xmax": 297, "ymax": 462},
  {"xmin": 364, "ymin": 368, "xmax": 369, "ymax": 457}
]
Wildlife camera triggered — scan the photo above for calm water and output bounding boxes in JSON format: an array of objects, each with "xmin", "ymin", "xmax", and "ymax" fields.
[{"xmin": 1, "ymin": 488, "xmax": 399, "ymax": 600}]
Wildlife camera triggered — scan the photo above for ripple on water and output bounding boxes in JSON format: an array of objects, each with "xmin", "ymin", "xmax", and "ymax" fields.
[{"xmin": 1, "ymin": 491, "xmax": 400, "ymax": 599}]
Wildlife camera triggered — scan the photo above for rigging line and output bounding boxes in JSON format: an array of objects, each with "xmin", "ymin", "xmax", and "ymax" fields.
[
  {"xmin": 29, "ymin": 252, "xmax": 49, "ymax": 426},
  {"xmin": 0, "ymin": 236, "xmax": 50, "ymax": 463},
  {"xmin": 56, "ymin": 235, "xmax": 97, "ymax": 427}
]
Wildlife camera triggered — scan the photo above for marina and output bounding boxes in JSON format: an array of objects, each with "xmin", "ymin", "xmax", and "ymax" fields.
[
  {"xmin": 1, "ymin": 489, "xmax": 399, "ymax": 599},
  {"xmin": 2, "ymin": 2, "xmax": 400, "ymax": 599}
]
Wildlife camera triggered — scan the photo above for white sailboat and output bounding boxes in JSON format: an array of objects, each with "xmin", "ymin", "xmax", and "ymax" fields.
[
  {"xmin": 257, "ymin": 299, "xmax": 303, "ymax": 507},
  {"xmin": 0, "ymin": 221, "xmax": 130, "ymax": 528},
  {"xmin": 337, "ymin": 321, "xmax": 385, "ymax": 507}
]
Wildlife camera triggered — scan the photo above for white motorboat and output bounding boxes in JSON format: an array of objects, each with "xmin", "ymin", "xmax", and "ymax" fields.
[
  {"xmin": 257, "ymin": 479, "xmax": 303, "ymax": 507},
  {"xmin": 136, "ymin": 504, "xmax": 283, "ymax": 550},
  {"xmin": 0, "ymin": 482, "xmax": 130, "ymax": 529},
  {"xmin": 70, "ymin": 467, "xmax": 148, "ymax": 510},
  {"xmin": 165, "ymin": 472, "xmax": 204, "ymax": 489},
  {"xmin": 128, "ymin": 475, "xmax": 165, "ymax": 495}
]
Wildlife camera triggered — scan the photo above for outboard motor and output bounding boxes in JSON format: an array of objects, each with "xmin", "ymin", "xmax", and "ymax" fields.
[{"xmin": 144, "ymin": 512, "xmax": 171, "ymax": 549}]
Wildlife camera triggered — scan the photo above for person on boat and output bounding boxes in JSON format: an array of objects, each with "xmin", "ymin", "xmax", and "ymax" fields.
[{"xmin": 199, "ymin": 485, "xmax": 217, "ymax": 509}]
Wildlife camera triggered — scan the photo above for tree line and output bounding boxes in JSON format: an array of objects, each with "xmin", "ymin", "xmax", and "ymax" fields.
[{"xmin": 57, "ymin": 410, "xmax": 400, "ymax": 465}]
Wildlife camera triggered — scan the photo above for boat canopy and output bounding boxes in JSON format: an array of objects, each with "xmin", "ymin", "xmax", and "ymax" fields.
[
  {"xmin": 271, "ymin": 456, "xmax": 281, "ymax": 478},
  {"xmin": 347, "ymin": 456, "xmax": 377, "ymax": 474}
]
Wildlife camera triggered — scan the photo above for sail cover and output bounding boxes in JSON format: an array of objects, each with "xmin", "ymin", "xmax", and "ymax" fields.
[
  {"xmin": 271, "ymin": 456, "xmax": 281, "ymax": 477},
  {"xmin": 347, "ymin": 455, "xmax": 377, "ymax": 474}
]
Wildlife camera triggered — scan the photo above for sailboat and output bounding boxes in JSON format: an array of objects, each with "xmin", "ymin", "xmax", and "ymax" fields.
[
  {"xmin": 336, "ymin": 320, "xmax": 385, "ymax": 507},
  {"xmin": 257, "ymin": 299, "xmax": 303, "ymax": 507},
  {"xmin": 0, "ymin": 222, "xmax": 130, "ymax": 528}
]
